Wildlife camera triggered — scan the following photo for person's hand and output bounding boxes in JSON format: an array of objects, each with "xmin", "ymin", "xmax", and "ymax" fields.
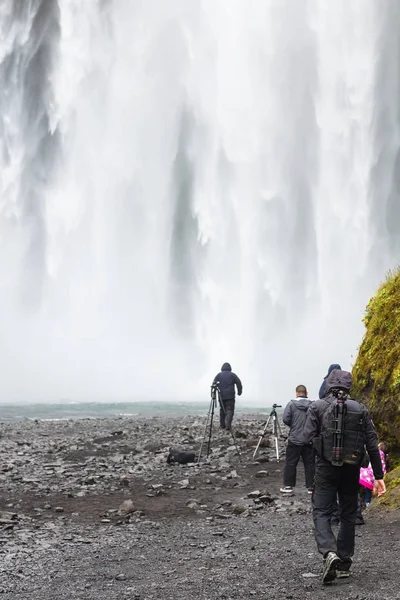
[{"xmin": 373, "ymin": 479, "xmax": 386, "ymax": 497}]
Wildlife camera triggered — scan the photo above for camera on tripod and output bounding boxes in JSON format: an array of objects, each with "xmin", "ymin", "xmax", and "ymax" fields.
[
  {"xmin": 272, "ymin": 403, "xmax": 282, "ymax": 409},
  {"xmin": 210, "ymin": 382, "xmax": 219, "ymax": 401}
]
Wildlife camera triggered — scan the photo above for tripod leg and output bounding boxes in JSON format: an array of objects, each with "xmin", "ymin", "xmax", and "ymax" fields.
[
  {"xmin": 206, "ymin": 399, "xmax": 215, "ymax": 458},
  {"xmin": 273, "ymin": 415, "xmax": 280, "ymax": 461},
  {"xmin": 198, "ymin": 398, "xmax": 213, "ymax": 464},
  {"xmin": 253, "ymin": 416, "xmax": 271, "ymax": 458}
]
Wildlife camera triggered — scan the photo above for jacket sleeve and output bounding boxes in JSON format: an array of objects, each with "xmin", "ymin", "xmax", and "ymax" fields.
[
  {"xmin": 318, "ymin": 380, "xmax": 326, "ymax": 399},
  {"xmin": 302, "ymin": 403, "xmax": 320, "ymax": 444},
  {"xmin": 364, "ymin": 414, "xmax": 384, "ymax": 480},
  {"xmin": 234, "ymin": 374, "xmax": 243, "ymax": 396},
  {"xmin": 282, "ymin": 402, "xmax": 292, "ymax": 426},
  {"xmin": 213, "ymin": 373, "xmax": 220, "ymax": 385}
]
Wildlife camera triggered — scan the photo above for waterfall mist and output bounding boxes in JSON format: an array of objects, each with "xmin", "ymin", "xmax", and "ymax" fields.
[{"xmin": 1, "ymin": 0, "xmax": 400, "ymax": 403}]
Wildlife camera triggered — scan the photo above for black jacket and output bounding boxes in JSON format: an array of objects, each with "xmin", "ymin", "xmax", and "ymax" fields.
[
  {"xmin": 318, "ymin": 363, "xmax": 341, "ymax": 399},
  {"xmin": 213, "ymin": 363, "xmax": 242, "ymax": 401},
  {"xmin": 283, "ymin": 397, "xmax": 313, "ymax": 445},
  {"xmin": 303, "ymin": 371, "xmax": 383, "ymax": 480}
]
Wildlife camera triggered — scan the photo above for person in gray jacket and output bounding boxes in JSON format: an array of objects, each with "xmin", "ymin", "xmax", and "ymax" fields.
[{"xmin": 280, "ymin": 384, "xmax": 315, "ymax": 494}]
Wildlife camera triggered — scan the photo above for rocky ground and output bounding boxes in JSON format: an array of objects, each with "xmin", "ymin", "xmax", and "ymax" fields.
[{"xmin": 0, "ymin": 414, "xmax": 399, "ymax": 600}]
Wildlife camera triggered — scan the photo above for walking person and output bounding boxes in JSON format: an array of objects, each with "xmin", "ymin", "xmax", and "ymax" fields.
[
  {"xmin": 212, "ymin": 363, "xmax": 242, "ymax": 430},
  {"xmin": 318, "ymin": 363, "xmax": 341, "ymax": 398},
  {"xmin": 280, "ymin": 385, "xmax": 315, "ymax": 495},
  {"xmin": 303, "ymin": 369, "xmax": 386, "ymax": 584}
]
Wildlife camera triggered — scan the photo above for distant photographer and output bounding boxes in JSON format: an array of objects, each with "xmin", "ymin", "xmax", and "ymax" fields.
[
  {"xmin": 212, "ymin": 363, "xmax": 242, "ymax": 430},
  {"xmin": 280, "ymin": 385, "xmax": 315, "ymax": 495},
  {"xmin": 303, "ymin": 370, "xmax": 386, "ymax": 584}
]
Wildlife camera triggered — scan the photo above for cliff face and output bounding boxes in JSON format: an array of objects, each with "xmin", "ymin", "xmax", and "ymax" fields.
[{"xmin": 352, "ymin": 269, "xmax": 400, "ymax": 450}]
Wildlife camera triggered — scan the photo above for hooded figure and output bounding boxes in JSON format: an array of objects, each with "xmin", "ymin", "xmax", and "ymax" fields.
[
  {"xmin": 319, "ymin": 363, "xmax": 342, "ymax": 399},
  {"xmin": 302, "ymin": 369, "xmax": 385, "ymax": 583},
  {"xmin": 212, "ymin": 363, "xmax": 242, "ymax": 430}
]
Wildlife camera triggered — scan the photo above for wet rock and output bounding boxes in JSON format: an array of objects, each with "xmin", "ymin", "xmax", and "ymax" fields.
[
  {"xmin": 119, "ymin": 500, "xmax": 135, "ymax": 514},
  {"xmin": 232, "ymin": 505, "xmax": 247, "ymax": 515},
  {"xmin": 247, "ymin": 490, "xmax": 261, "ymax": 498},
  {"xmin": 255, "ymin": 470, "xmax": 269, "ymax": 478},
  {"xmin": 0, "ymin": 512, "xmax": 17, "ymax": 521},
  {"xmin": 151, "ymin": 483, "xmax": 163, "ymax": 490}
]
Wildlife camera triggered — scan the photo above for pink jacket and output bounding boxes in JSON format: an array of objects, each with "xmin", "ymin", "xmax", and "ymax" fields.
[{"xmin": 359, "ymin": 449, "xmax": 387, "ymax": 490}]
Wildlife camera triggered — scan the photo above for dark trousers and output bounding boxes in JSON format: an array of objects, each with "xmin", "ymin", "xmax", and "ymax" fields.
[
  {"xmin": 312, "ymin": 458, "xmax": 359, "ymax": 561},
  {"xmin": 220, "ymin": 399, "xmax": 235, "ymax": 429},
  {"xmin": 283, "ymin": 441, "xmax": 315, "ymax": 488}
]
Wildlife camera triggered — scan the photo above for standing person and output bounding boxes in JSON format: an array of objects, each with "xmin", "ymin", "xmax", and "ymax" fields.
[
  {"xmin": 303, "ymin": 369, "xmax": 386, "ymax": 584},
  {"xmin": 319, "ymin": 364, "xmax": 343, "ymax": 524},
  {"xmin": 212, "ymin": 363, "xmax": 242, "ymax": 431},
  {"xmin": 319, "ymin": 363, "xmax": 341, "ymax": 398},
  {"xmin": 280, "ymin": 385, "xmax": 315, "ymax": 495}
]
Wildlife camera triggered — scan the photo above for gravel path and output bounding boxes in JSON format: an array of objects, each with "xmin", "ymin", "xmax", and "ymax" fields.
[{"xmin": 0, "ymin": 416, "xmax": 399, "ymax": 599}]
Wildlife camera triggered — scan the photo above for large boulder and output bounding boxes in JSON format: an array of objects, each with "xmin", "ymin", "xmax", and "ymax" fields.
[{"xmin": 352, "ymin": 269, "xmax": 400, "ymax": 451}]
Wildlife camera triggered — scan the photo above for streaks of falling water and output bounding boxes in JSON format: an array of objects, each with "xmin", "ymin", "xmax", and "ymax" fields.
[{"xmin": 0, "ymin": 0, "xmax": 399, "ymax": 402}]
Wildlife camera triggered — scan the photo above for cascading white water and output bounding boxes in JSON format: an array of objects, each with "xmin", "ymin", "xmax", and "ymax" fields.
[{"xmin": 1, "ymin": 0, "xmax": 399, "ymax": 403}]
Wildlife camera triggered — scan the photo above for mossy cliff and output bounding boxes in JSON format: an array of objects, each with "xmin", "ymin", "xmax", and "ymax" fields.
[
  {"xmin": 352, "ymin": 269, "xmax": 400, "ymax": 450},
  {"xmin": 352, "ymin": 269, "xmax": 400, "ymax": 509}
]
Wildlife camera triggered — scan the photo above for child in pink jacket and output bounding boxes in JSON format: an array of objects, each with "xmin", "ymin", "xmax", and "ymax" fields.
[{"xmin": 359, "ymin": 442, "xmax": 387, "ymax": 505}]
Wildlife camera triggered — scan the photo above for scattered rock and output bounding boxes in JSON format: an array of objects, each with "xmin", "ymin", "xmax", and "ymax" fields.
[
  {"xmin": 118, "ymin": 500, "xmax": 135, "ymax": 514},
  {"xmin": 247, "ymin": 490, "xmax": 261, "ymax": 498},
  {"xmin": 255, "ymin": 470, "xmax": 269, "ymax": 478}
]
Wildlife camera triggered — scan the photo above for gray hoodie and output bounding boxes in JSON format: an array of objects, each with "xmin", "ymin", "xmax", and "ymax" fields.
[{"xmin": 283, "ymin": 397, "xmax": 313, "ymax": 445}]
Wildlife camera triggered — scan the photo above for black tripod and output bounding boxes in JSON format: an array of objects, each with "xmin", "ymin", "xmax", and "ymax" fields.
[
  {"xmin": 198, "ymin": 384, "xmax": 241, "ymax": 463},
  {"xmin": 331, "ymin": 389, "xmax": 347, "ymax": 466},
  {"xmin": 253, "ymin": 403, "xmax": 284, "ymax": 461}
]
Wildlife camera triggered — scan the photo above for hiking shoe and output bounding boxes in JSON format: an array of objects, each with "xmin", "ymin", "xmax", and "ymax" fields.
[
  {"xmin": 336, "ymin": 570, "xmax": 351, "ymax": 579},
  {"xmin": 336, "ymin": 559, "xmax": 352, "ymax": 579},
  {"xmin": 307, "ymin": 488, "xmax": 313, "ymax": 494},
  {"xmin": 280, "ymin": 486, "xmax": 293, "ymax": 494},
  {"xmin": 322, "ymin": 552, "xmax": 340, "ymax": 584}
]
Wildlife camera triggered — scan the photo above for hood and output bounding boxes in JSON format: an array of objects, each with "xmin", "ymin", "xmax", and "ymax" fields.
[
  {"xmin": 326, "ymin": 369, "xmax": 352, "ymax": 394},
  {"xmin": 221, "ymin": 363, "xmax": 232, "ymax": 371},
  {"xmin": 292, "ymin": 397, "xmax": 311, "ymax": 410},
  {"xmin": 325, "ymin": 363, "xmax": 342, "ymax": 378}
]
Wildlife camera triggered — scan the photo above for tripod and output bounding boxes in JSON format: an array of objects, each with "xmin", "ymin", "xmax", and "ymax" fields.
[
  {"xmin": 253, "ymin": 403, "xmax": 284, "ymax": 461},
  {"xmin": 197, "ymin": 384, "xmax": 241, "ymax": 463}
]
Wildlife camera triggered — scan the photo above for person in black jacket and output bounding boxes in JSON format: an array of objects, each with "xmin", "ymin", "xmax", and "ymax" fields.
[
  {"xmin": 303, "ymin": 370, "xmax": 386, "ymax": 584},
  {"xmin": 212, "ymin": 363, "xmax": 242, "ymax": 430},
  {"xmin": 318, "ymin": 363, "xmax": 341, "ymax": 398},
  {"xmin": 280, "ymin": 385, "xmax": 315, "ymax": 494}
]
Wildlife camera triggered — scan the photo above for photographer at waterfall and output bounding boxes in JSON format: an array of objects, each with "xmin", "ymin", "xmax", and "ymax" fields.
[{"xmin": 212, "ymin": 363, "xmax": 243, "ymax": 430}]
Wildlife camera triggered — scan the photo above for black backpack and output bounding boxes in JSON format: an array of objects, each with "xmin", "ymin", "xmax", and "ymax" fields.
[
  {"xmin": 320, "ymin": 390, "xmax": 367, "ymax": 467},
  {"xmin": 167, "ymin": 448, "xmax": 196, "ymax": 465}
]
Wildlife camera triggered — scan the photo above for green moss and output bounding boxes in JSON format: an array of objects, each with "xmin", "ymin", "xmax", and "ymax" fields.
[
  {"xmin": 375, "ymin": 466, "xmax": 400, "ymax": 509},
  {"xmin": 352, "ymin": 268, "xmax": 400, "ymax": 449}
]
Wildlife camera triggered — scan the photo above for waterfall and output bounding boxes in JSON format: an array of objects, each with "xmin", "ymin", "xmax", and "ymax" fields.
[{"xmin": 1, "ymin": 0, "xmax": 399, "ymax": 403}]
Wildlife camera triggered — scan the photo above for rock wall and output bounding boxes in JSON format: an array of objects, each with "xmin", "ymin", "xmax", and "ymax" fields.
[{"xmin": 352, "ymin": 269, "xmax": 400, "ymax": 450}]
